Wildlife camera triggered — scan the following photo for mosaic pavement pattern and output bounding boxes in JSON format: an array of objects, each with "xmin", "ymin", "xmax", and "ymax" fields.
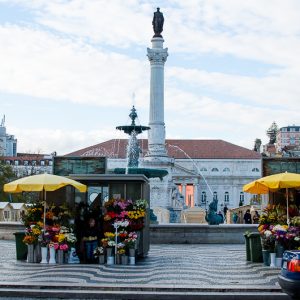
[{"xmin": 0, "ymin": 240, "xmax": 281, "ymax": 289}]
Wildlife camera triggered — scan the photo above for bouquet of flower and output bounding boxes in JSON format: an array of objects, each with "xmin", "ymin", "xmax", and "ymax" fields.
[
  {"xmin": 21, "ymin": 204, "xmax": 43, "ymax": 227},
  {"xmin": 93, "ymin": 246, "xmax": 104, "ymax": 257},
  {"xmin": 117, "ymin": 242, "xmax": 125, "ymax": 255},
  {"xmin": 124, "ymin": 232, "xmax": 137, "ymax": 249},
  {"xmin": 133, "ymin": 199, "xmax": 148, "ymax": 211},
  {"xmin": 23, "ymin": 235, "xmax": 37, "ymax": 245},
  {"xmin": 261, "ymin": 230, "xmax": 276, "ymax": 252}
]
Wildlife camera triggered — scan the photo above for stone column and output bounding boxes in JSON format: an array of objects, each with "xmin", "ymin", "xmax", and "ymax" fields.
[
  {"xmin": 182, "ymin": 183, "xmax": 186, "ymax": 206},
  {"xmin": 146, "ymin": 37, "xmax": 168, "ymax": 158},
  {"xmin": 193, "ymin": 183, "xmax": 198, "ymax": 206}
]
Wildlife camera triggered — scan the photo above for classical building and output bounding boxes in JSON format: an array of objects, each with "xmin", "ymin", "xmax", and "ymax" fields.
[
  {"xmin": 67, "ymin": 138, "xmax": 262, "ymax": 212},
  {"xmin": 0, "ymin": 116, "xmax": 17, "ymax": 157}
]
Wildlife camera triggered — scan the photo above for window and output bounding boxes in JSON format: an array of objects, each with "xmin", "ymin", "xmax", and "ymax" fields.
[
  {"xmin": 201, "ymin": 191, "xmax": 206, "ymax": 203},
  {"xmin": 240, "ymin": 192, "xmax": 244, "ymax": 204},
  {"xmin": 211, "ymin": 168, "xmax": 219, "ymax": 172},
  {"xmin": 223, "ymin": 167, "xmax": 230, "ymax": 172},
  {"xmin": 4, "ymin": 210, "xmax": 10, "ymax": 220},
  {"xmin": 213, "ymin": 192, "xmax": 218, "ymax": 201},
  {"xmin": 24, "ymin": 161, "xmax": 28, "ymax": 166},
  {"xmin": 200, "ymin": 167, "xmax": 207, "ymax": 172},
  {"xmin": 6, "ymin": 160, "xmax": 10, "ymax": 165},
  {"xmin": 49, "ymin": 161, "xmax": 53, "ymax": 166},
  {"xmin": 14, "ymin": 160, "xmax": 19, "ymax": 166},
  {"xmin": 40, "ymin": 160, "xmax": 45, "ymax": 166},
  {"xmin": 252, "ymin": 168, "xmax": 259, "ymax": 172},
  {"xmin": 224, "ymin": 192, "xmax": 229, "ymax": 203},
  {"xmin": 32, "ymin": 160, "xmax": 36, "ymax": 166}
]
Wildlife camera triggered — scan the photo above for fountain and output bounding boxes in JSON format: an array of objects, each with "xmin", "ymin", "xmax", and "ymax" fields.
[
  {"xmin": 114, "ymin": 106, "xmax": 168, "ymax": 179},
  {"xmin": 167, "ymin": 144, "xmax": 223, "ymax": 225}
]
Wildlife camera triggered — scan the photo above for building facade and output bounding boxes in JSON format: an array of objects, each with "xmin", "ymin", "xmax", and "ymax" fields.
[
  {"xmin": 276, "ymin": 125, "xmax": 300, "ymax": 153},
  {"xmin": 0, "ymin": 116, "xmax": 17, "ymax": 157},
  {"xmin": 0, "ymin": 153, "xmax": 53, "ymax": 177}
]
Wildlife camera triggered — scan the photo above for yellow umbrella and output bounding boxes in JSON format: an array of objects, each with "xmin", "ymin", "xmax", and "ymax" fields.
[
  {"xmin": 4, "ymin": 173, "xmax": 87, "ymax": 193},
  {"xmin": 4, "ymin": 173, "xmax": 87, "ymax": 229},
  {"xmin": 243, "ymin": 172, "xmax": 300, "ymax": 225}
]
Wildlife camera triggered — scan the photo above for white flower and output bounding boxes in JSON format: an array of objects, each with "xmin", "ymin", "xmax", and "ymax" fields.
[{"xmin": 264, "ymin": 230, "xmax": 273, "ymax": 237}]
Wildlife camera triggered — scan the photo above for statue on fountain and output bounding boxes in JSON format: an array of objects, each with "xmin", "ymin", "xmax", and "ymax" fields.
[
  {"xmin": 205, "ymin": 198, "xmax": 224, "ymax": 225},
  {"xmin": 171, "ymin": 186, "xmax": 184, "ymax": 208}
]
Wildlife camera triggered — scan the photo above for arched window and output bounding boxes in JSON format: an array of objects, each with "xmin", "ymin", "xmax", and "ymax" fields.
[
  {"xmin": 200, "ymin": 167, "xmax": 207, "ymax": 172},
  {"xmin": 224, "ymin": 192, "xmax": 229, "ymax": 203},
  {"xmin": 211, "ymin": 168, "xmax": 219, "ymax": 172},
  {"xmin": 223, "ymin": 167, "xmax": 230, "ymax": 172},
  {"xmin": 252, "ymin": 168, "xmax": 259, "ymax": 172},
  {"xmin": 213, "ymin": 192, "xmax": 218, "ymax": 201},
  {"xmin": 201, "ymin": 191, "xmax": 206, "ymax": 203}
]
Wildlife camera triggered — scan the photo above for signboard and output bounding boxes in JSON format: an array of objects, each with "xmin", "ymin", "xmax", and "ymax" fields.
[
  {"xmin": 263, "ymin": 158, "xmax": 300, "ymax": 176},
  {"xmin": 53, "ymin": 156, "xmax": 106, "ymax": 176}
]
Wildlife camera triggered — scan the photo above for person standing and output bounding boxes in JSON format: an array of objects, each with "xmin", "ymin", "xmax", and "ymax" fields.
[{"xmin": 243, "ymin": 209, "xmax": 252, "ymax": 224}]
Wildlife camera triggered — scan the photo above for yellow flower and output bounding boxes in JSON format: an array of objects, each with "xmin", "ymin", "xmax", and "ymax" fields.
[
  {"xmin": 104, "ymin": 232, "xmax": 115, "ymax": 238},
  {"xmin": 57, "ymin": 233, "xmax": 65, "ymax": 243},
  {"xmin": 32, "ymin": 227, "xmax": 41, "ymax": 236},
  {"xmin": 36, "ymin": 221, "xmax": 43, "ymax": 228}
]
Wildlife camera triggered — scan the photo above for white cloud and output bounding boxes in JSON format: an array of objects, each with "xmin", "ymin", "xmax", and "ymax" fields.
[
  {"xmin": 11, "ymin": 126, "xmax": 123, "ymax": 155},
  {"xmin": 0, "ymin": 24, "xmax": 149, "ymax": 107}
]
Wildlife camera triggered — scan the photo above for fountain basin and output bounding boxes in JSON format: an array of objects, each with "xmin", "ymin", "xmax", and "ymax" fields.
[{"xmin": 114, "ymin": 168, "xmax": 168, "ymax": 180}]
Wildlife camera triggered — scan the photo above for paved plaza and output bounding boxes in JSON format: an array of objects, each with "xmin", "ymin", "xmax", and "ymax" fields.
[{"xmin": 0, "ymin": 240, "xmax": 291, "ymax": 299}]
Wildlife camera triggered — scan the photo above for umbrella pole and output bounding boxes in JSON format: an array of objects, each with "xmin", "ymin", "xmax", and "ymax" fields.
[
  {"xmin": 43, "ymin": 189, "xmax": 46, "ymax": 232},
  {"xmin": 286, "ymin": 188, "xmax": 290, "ymax": 226}
]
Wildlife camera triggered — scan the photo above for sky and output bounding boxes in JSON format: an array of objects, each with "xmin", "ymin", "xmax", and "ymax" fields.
[{"xmin": 0, "ymin": 0, "xmax": 300, "ymax": 155}]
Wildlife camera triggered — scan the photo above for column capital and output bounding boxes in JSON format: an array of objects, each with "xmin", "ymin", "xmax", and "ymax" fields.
[{"xmin": 147, "ymin": 48, "xmax": 168, "ymax": 65}]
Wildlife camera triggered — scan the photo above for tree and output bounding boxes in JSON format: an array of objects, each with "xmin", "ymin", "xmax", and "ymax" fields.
[{"xmin": 0, "ymin": 162, "xmax": 17, "ymax": 201}]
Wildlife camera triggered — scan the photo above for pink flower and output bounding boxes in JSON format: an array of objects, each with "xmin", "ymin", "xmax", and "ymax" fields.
[{"xmin": 59, "ymin": 244, "xmax": 69, "ymax": 251}]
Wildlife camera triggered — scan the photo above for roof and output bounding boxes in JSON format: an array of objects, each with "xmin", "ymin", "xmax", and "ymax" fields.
[
  {"xmin": 10, "ymin": 203, "xmax": 26, "ymax": 210},
  {"xmin": 0, "ymin": 202, "xmax": 10, "ymax": 209},
  {"xmin": 65, "ymin": 139, "xmax": 261, "ymax": 160}
]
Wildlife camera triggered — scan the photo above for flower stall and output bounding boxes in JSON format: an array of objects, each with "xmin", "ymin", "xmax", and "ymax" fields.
[
  {"xmin": 17, "ymin": 173, "xmax": 150, "ymax": 266},
  {"xmin": 258, "ymin": 206, "xmax": 300, "ymax": 267}
]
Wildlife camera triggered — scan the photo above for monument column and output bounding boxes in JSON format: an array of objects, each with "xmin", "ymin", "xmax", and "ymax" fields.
[
  {"xmin": 146, "ymin": 37, "xmax": 168, "ymax": 158},
  {"xmin": 144, "ymin": 7, "xmax": 169, "ymax": 160}
]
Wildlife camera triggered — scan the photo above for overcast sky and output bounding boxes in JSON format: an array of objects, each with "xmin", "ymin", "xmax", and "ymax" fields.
[{"xmin": 1, "ymin": 0, "xmax": 299, "ymax": 155}]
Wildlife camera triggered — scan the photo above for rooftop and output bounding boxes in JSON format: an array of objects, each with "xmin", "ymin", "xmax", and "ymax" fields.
[{"xmin": 66, "ymin": 139, "xmax": 261, "ymax": 160}]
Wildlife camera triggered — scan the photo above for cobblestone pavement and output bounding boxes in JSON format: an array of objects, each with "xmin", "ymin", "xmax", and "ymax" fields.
[{"xmin": 0, "ymin": 240, "xmax": 281, "ymax": 288}]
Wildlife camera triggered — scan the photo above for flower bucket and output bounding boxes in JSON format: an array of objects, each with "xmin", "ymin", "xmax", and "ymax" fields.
[
  {"xmin": 262, "ymin": 249, "xmax": 270, "ymax": 266},
  {"xmin": 48, "ymin": 246, "xmax": 56, "ymax": 264},
  {"xmin": 27, "ymin": 244, "xmax": 35, "ymax": 263},
  {"xmin": 57, "ymin": 249, "xmax": 64, "ymax": 264},
  {"xmin": 129, "ymin": 248, "xmax": 135, "ymax": 257},
  {"xmin": 121, "ymin": 255, "xmax": 128, "ymax": 265},
  {"xmin": 129, "ymin": 256, "xmax": 135, "ymax": 265},
  {"xmin": 107, "ymin": 256, "xmax": 114, "ymax": 265},
  {"xmin": 40, "ymin": 247, "xmax": 48, "ymax": 264},
  {"xmin": 99, "ymin": 255, "xmax": 105, "ymax": 264}
]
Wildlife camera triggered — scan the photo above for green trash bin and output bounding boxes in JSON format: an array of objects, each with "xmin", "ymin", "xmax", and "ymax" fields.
[
  {"xmin": 243, "ymin": 233, "xmax": 251, "ymax": 261},
  {"xmin": 14, "ymin": 231, "xmax": 27, "ymax": 260},
  {"xmin": 248, "ymin": 232, "xmax": 263, "ymax": 263}
]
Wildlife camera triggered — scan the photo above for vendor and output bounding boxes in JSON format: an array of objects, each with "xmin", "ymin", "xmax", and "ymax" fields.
[{"xmin": 81, "ymin": 217, "xmax": 99, "ymax": 263}]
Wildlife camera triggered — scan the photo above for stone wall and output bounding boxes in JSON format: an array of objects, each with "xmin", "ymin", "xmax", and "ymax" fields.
[
  {"xmin": 0, "ymin": 222, "xmax": 258, "ymax": 244},
  {"xmin": 150, "ymin": 223, "xmax": 258, "ymax": 244},
  {"xmin": 0, "ymin": 222, "xmax": 25, "ymax": 240}
]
